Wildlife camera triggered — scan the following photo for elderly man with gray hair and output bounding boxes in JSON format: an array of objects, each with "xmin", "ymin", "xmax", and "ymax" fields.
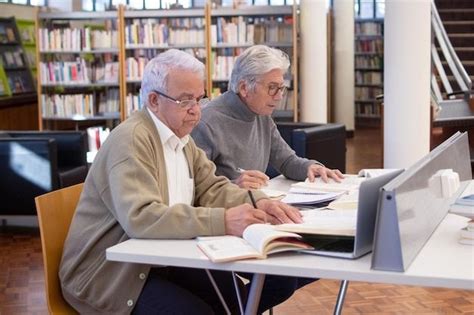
[
  {"xmin": 59, "ymin": 49, "xmax": 303, "ymax": 314},
  {"xmin": 192, "ymin": 44, "xmax": 345, "ymax": 312},
  {"xmin": 192, "ymin": 45, "xmax": 343, "ymax": 190}
]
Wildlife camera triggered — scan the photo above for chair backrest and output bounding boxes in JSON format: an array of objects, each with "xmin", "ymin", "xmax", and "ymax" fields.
[{"xmin": 35, "ymin": 183, "xmax": 83, "ymax": 315}]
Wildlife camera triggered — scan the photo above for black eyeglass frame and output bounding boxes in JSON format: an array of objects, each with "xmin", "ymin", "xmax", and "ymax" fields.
[
  {"xmin": 254, "ymin": 81, "xmax": 289, "ymax": 97},
  {"xmin": 153, "ymin": 89, "xmax": 207, "ymax": 110}
]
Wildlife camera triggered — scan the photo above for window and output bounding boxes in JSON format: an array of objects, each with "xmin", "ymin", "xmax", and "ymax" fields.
[
  {"xmin": 0, "ymin": 0, "xmax": 46, "ymax": 4},
  {"xmin": 354, "ymin": 0, "xmax": 385, "ymax": 19},
  {"xmin": 83, "ymin": 0, "xmax": 297, "ymax": 11}
]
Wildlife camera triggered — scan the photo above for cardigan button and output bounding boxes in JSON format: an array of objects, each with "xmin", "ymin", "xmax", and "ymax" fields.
[
  {"xmin": 139, "ymin": 273, "xmax": 146, "ymax": 280},
  {"xmin": 127, "ymin": 299, "xmax": 134, "ymax": 307}
]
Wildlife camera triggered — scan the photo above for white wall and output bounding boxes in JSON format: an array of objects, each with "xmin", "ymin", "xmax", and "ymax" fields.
[
  {"xmin": 384, "ymin": 0, "xmax": 431, "ymax": 168},
  {"xmin": 332, "ymin": 0, "xmax": 355, "ymax": 131},
  {"xmin": 299, "ymin": 0, "xmax": 328, "ymax": 123}
]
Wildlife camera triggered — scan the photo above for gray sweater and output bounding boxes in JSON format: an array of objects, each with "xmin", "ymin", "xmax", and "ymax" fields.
[{"xmin": 192, "ymin": 91, "xmax": 317, "ymax": 181}]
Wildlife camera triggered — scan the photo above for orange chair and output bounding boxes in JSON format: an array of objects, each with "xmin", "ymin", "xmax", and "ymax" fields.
[{"xmin": 35, "ymin": 183, "xmax": 83, "ymax": 314}]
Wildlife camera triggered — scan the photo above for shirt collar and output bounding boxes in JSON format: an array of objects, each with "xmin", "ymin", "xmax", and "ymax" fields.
[{"xmin": 146, "ymin": 107, "xmax": 189, "ymax": 151}]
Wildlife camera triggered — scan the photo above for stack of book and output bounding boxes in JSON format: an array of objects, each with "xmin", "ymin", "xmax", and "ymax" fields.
[
  {"xmin": 459, "ymin": 220, "xmax": 474, "ymax": 245},
  {"xmin": 450, "ymin": 180, "xmax": 474, "ymax": 245}
]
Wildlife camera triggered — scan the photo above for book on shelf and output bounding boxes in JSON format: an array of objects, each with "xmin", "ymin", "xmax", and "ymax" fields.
[
  {"xmin": 7, "ymin": 71, "xmax": 33, "ymax": 93},
  {"xmin": 197, "ymin": 223, "xmax": 312, "ymax": 263}
]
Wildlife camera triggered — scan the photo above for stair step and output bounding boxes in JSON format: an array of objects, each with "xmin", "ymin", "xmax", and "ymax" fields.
[
  {"xmin": 443, "ymin": 36, "xmax": 474, "ymax": 47},
  {"xmin": 442, "ymin": 60, "xmax": 474, "ymax": 65},
  {"xmin": 436, "ymin": 48, "xmax": 474, "ymax": 62},
  {"xmin": 446, "ymin": 33, "xmax": 474, "ymax": 37},
  {"xmin": 444, "ymin": 21, "xmax": 474, "ymax": 25},
  {"xmin": 443, "ymin": 22, "xmax": 474, "ymax": 33},
  {"xmin": 446, "ymin": 75, "xmax": 474, "ymax": 81},
  {"xmin": 435, "ymin": 0, "xmax": 474, "ymax": 10},
  {"xmin": 438, "ymin": 10, "xmax": 474, "ymax": 21},
  {"xmin": 438, "ymin": 8, "xmax": 474, "ymax": 13},
  {"xmin": 437, "ymin": 47, "xmax": 474, "ymax": 51}
]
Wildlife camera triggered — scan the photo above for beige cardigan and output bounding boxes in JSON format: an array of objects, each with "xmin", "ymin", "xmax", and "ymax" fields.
[{"xmin": 59, "ymin": 108, "xmax": 266, "ymax": 314}]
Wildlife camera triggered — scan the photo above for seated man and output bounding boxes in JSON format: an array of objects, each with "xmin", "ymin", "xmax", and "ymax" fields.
[
  {"xmin": 59, "ymin": 49, "xmax": 302, "ymax": 314},
  {"xmin": 192, "ymin": 45, "xmax": 344, "ymax": 189}
]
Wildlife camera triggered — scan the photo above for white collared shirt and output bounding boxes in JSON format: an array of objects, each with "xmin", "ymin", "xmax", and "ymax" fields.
[{"xmin": 147, "ymin": 107, "xmax": 194, "ymax": 206}]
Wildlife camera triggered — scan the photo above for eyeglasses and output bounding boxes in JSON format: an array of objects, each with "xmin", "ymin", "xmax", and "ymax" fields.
[
  {"xmin": 256, "ymin": 82, "xmax": 289, "ymax": 97},
  {"xmin": 153, "ymin": 90, "xmax": 207, "ymax": 110}
]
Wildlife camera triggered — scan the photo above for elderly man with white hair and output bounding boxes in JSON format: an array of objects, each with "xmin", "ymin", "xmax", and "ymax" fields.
[
  {"xmin": 59, "ymin": 49, "xmax": 302, "ymax": 314},
  {"xmin": 192, "ymin": 45, "xmax": 345, "ymax": 313}
]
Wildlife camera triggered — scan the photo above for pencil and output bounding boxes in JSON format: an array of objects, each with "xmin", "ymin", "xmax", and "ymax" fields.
[{"xmin": 248, "ymin": 190, "xmax": 257, "ymax": 208}]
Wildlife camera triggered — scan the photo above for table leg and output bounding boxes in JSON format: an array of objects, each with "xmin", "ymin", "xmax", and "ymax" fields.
[
  {"xmin": 333, "ymin": 280, "xmax": 349, "ymax": 315},
  {"xmin": 245, "ymin": 273, "xmax": 266, "ymax": 315},
  {"xmin": 205, "ymin": 269, "xmax": 231, "ymax": 315}
]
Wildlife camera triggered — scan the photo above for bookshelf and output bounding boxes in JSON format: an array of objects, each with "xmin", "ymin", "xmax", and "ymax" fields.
[
  {"xmin": 208, "ymin": 5, "xmax": 298, "ymax": 121},
  {"xmin": 36, "ymin": 11, "xmax": 121, "ymax": 130},
  {"xmin": 354, "ymin": 18, "xmax": 383, "ymax": 128},
  {"xmin": 0, "ymin": 17, "xmax": 36, "ymax": 99},
  {"xmin": 120, "ymin": 7, "xmax": 206, "ymax": 119},
  {"xmin": 36, "ymin": 5, "xmax": 300, "ymax": 129}
]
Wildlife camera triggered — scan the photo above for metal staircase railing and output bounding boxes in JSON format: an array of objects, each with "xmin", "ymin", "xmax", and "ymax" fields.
[{"xmin": 431, "ymin": 0, "xmax": 472, "ymax": 103}]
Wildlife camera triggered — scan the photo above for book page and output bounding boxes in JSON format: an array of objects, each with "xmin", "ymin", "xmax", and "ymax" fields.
[
  {"xmin": 243, "ymin": 224, "xmax": 301, "ymax": 254},
  {"xmin": 327, "ymin": 191, "xmax": 358, "ymax": 210},
  {"xmin": 259, "ymin": 188, "xmax": 287, "ymax": 199},
  {"xmin": 358, "ymin": 168, "xmax": 403, "ymax": 178},
  {"xmin": 197, "ymin": 236, "xmax": 261, "ymax": 263},
  {"xmin": 275, "ymin": 209, "xmax": 356, "ymax": 236},
  {"xmin": 292, "ymin": 175, "xmax": 365, "ymax": 193},
  {"xmin": 281, "ymin": 191, "xmax": 342, "ymax": 205}
]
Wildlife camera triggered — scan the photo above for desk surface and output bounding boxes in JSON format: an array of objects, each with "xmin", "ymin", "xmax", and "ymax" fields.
[{"xmin": 106, "ymin": 177, "xmax": 474, "ymax": 291}]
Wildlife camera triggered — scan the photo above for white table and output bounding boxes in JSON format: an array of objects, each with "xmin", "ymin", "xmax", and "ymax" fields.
[{"xmin": 106, "ymin": 177, "xmax": 474, "ymax": 314}]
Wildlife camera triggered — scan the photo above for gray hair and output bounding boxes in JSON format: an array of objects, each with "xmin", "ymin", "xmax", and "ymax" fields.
[
  {"xmin": 228, "ymin": 45, "xmax": 290, "ymax": 93},
  {"xmin": 140, "ymin": 49, "xmax": 205, "ymax": 105}
]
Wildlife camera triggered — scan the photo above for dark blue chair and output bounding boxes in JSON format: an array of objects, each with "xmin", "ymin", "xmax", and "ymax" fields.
[
  {"xmin": 0, "ymin": 131, "xmax": 88, "ymax": 216},
  {"xmin": 267, "ymin": 122, "xmax": 346, "ymax": 178}
]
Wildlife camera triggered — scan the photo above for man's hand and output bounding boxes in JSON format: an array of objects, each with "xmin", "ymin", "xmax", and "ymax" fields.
[
  {"xmin": 224, "ymin": 204, "xmax": 267, "ymax": 236},
  {"xmin": 234, "ymin": 170, "xmax": 269, "ymax": 189},
  {"xmin": 256, "ymin": 199, "xmax": 302, "ymax": 224},
  {"xmin": 307, "ymin": 164, "xmax": 344, "ymax": 183}
]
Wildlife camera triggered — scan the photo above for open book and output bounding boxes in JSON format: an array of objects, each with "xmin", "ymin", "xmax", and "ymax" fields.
[
  {"xmin": 197, "ymin": 224, "xmax": 312, "ymax": 263},
  {"xmin": 291, "ymin": 175, "xmax": 366, "ymax": 193},
  {"xmin": 275, "ymin": 209, "xmax": 356, "ymax": 236}
]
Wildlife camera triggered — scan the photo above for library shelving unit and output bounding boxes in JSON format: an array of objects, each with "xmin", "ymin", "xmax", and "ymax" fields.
[
  {"xmin": 0, "ymin": 17, "xmax": 36, "ymax": 99},
  {"xmin": 35, "ymin": 5, "xmax": 300, "ymax": 128},
  {"xmin": 16, "ymin": 19, "xmax": 37, "ymax": 86},
  {"xmin": 120, "ymin": 6, "xmax": 206, "ymax": 119},
  {"xmin": 36, "ymin": 11, "xmax": 121, "ymax": 130},
  {"xmin": 207, "ymin": 5, "xmax": 298, "ymax": 121},
  {"xmin": 354, "ymin": 18, "xmax": 383, "ymax": 128}
]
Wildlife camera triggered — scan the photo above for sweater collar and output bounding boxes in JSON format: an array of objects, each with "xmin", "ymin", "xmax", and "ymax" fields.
[{"xmin": 223, "ymin": 91, "xmax": 258, "ymax": 122}]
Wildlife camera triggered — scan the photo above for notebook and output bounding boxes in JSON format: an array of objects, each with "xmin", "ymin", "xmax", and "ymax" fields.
[{"xmin": 300, "ymin": 169, "xmax": 404, "ymax": 259}]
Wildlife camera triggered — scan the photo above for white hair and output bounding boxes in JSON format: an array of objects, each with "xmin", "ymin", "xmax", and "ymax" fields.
[
  {"xmin": 228, "ymin": 45, "xmax": 290, "ymax": 93},
  {"xmin": 140, "ymin": 49, "xmax": 205, "ymax": 105}
]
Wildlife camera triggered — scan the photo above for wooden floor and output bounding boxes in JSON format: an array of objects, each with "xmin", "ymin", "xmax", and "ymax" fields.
[{"xmin": 1, "ymin": 128, "xmax": 473, "ymax": 315}]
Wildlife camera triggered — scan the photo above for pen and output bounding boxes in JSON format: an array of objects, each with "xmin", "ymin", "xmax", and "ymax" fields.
[
  {"xmin": 236, "ymin": 167, "xmax": 246, "ymax": 173},
  {"xmin": 248, "ymin": 190, "xmax": 257, "ymax": 208}
]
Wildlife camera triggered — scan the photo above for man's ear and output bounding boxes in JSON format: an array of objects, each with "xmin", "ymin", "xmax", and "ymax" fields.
[
  {"xmin": 147, "ymin": 92, "xmax": 159, "ymax": 112},
  {"xmin": 238, "ymin": 81, "xmax": 248, "ymax": 98}
]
